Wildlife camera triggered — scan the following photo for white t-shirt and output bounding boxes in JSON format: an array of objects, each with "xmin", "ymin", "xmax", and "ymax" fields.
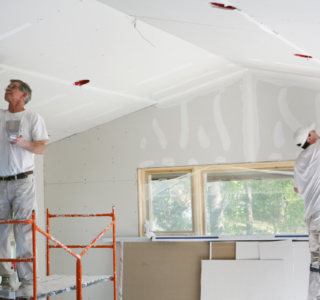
[
  {"xmin": 294, "ymin": 140, "xmax": 320, "ymax": 219},
  {"xmin": 0, "ymin": 109, "xmax": 49, "ymax": 176}
]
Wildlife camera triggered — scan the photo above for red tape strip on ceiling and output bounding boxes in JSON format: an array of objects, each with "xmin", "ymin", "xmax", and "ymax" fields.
[
  {"xmin": 209, "ymin": 2, "xmax": 237, "ymax": 10},
  {"xmin": 74, "ymin": 80, "xmax": 90, "ymax": 86},
  {"xmin": 294, "ymin": 54, "xmax": 312, "ymax": 59}
]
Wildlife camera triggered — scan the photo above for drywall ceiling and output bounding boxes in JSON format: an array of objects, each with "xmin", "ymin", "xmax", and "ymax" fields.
[
  {"xmin": 98, "ymin": 0, "xmax": 320, "ymax": 78},
  {"xmin": 1, "ymin": 0, "xmax": 245, "ymax": 143},
  {"xmin": 2, "ymin": 0, "xmax": 319, "ymax": 143}
]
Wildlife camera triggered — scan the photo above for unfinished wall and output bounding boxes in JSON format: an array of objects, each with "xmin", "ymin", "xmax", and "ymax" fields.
[{"xmin": 44, "ymin": 69, "xmax": 320, "ymax": 300}]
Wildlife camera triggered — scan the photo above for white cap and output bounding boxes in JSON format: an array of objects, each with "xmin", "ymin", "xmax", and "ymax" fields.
[{"xmin": 293, "ymin": 121, "xmax": 315, "ymax": 147}]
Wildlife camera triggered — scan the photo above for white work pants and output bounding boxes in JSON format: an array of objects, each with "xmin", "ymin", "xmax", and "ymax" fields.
[
  {"xmin": 0, "ymin": 175, "xmax": 36, "ymax": 283},
  {"xmin": 306, "ymin": 210, "xmax": 320, "ymax": 300}
]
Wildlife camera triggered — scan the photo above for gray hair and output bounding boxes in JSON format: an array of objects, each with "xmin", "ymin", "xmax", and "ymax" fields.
[{"xmin": 10, "ymin": 79, "xmax": 32, "ymax": 105}]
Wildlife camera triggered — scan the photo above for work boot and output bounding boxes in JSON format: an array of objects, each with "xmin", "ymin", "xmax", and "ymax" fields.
[
  {"xmin": 0, "ymin": 274, "xmax": 16, "ymax": 287},
  {"xmin": 16, "ymin": 280, "xmax": 42, "ymax": 298}
]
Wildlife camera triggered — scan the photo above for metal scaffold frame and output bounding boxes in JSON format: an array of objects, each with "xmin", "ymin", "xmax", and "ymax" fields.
[{"xmin": 0, "ymin": 206, "xmax": 117, "ymax": 300}]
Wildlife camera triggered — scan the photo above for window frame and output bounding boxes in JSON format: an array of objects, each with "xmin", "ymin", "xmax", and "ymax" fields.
[{"xmin": 138, "ymin": 161, "xmax": 296, "ymax": 237}]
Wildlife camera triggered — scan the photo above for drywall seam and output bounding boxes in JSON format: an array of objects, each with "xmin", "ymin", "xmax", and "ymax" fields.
[
  {"xmin": 140, "ymin": 137, "xmax": 147, "ymax": 149},
  {"xmin": 54, "ymin": 102, "xmax": 95, "ymax": 116},
  {"xmin": 135, "ymin": 15, "xmax": 262, "ymax": 32},
  {"xmin": 213, "ymin": 93, "xmax": 231, "ymax": 151},
  {"xmin": 198, "ymin": 125, "xmax": 210, "ymax": 149},
  {"xmin": 241, "ymin": 73, "xmax": 259, "ymax": 162},
  {"xmin": 28, "ymin": 94, "xmax": 67, "ymax": 108},
  {"xmin": 162, "ymin": 158, "xmax": 175, "ymax": 166},
  {"xmin": 180, "ymin": 102, "xmax": 189, "ymax": 149},
  {"xmin": 278, "ymin": 88, "xmax": 302, "ymax": 132},
  {"xmin": 157, "ymin": 73, "xmax": 247, "ymax": 109},
  {"xmin": 152, "ymin": 119, "xmax": 167, "ymax": 149},
  {"xmin": 158, "ymin": 70, "xmax": 247, "ymax": 103},
  {"xmin": 153, "ymin": 70, "xmax": 220, "ymax": 95},
  {"xmin": 0, "ymin": 24, "xmax": 31, "ymax": 41},
  {"xmin": 45, "ymin": 178, "xmax": 136, "ymax": 185},
  {"xmin": 188, "ymin": 158, "xmax": 198, "ymax": 165},
  {"xmin": 0, "ymin": 63, "xmax": 155, "ymax": 103},
  {"xmin": 135, "ymin": 63, "xmax": 193, "ymax": 85},
  {"xmin": 139, "ymin": 160, "xmax": 155, "ymax": 168},
  {"xmin": 221, "ymin": 0, "xmax": 320, "ymax": 66},
  {"xmin": 274, "ymin": 121, "xmax": 285, "ymax": 148},
  {"xmin": 252, "ymin": 70, "xmax": 320, "ymax": 88},
  {"xmin": 215, "ymin": 156, "xmax": 227, "ymax": 163},
  {"xmin": 85, "ymin": 106, "xmax": 123, "ymax": 121}
]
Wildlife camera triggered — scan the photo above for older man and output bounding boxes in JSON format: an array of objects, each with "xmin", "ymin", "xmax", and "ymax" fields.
[
  {"xmin": 294, "ymin": 122, "xmax": 320, "ymax": 300},
  {"xmin": 0, "ymin": 80, "xmax": 49, "ymax": 288}
]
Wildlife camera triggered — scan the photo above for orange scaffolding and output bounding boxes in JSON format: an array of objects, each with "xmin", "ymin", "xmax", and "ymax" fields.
[{"xmin": 0, "ymin": 206, "xmax": 117, "ymax": 300}]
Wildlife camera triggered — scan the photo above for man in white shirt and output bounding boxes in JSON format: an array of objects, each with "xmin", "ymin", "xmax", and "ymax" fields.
[
  {"xmin": 294, "ymin": 122, "xmax": 320, "ymax": 300},
  {"xmin": 0, "ymin": 80, "xmax": 49, "ymax": 288}
]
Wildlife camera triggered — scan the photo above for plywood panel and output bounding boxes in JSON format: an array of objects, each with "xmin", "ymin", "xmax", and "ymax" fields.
[
  {"xmin": 123, "ymin": 242, "xmax": 209, "ymax": 300},
  {"xmin": 211, "ymin": 242, "xmax": 235, "ymax": 260}
]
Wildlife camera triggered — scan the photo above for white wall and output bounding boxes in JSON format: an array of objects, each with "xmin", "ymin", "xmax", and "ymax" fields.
[{"xmin": 44, "ymin": 69, "xmax": 320, "ymax": 300}]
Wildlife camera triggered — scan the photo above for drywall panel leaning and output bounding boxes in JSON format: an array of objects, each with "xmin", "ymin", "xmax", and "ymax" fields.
[
  {"xmin": 236, "ymin": 242, "xmax": 259, "ymax": 260},
  {"xmin": 293, "ymin": 242, "xmax": 310, "ymax": 300},
  {"xmin": 201, "ymin": 260, "xmax": 284, "ymax": 300},
  {"xmin": 123, "ymin": 242, "xmax": 209, "ymax": 300},
  {"xmin": 259, "ymin": 240, "xmax": 293, "ymax": 300}
]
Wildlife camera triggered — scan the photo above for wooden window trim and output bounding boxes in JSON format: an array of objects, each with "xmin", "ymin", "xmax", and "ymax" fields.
[{"xmin": 137, "ymin": 161, "xmax": 295, "ymax": 237}]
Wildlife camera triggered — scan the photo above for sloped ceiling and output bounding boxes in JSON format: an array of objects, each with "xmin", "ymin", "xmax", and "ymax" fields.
[
  {"xmin": 99, "ymin": 0, "xmax": 320, "ymax": 77},
  {"xmin": 2, "ymin": 0, "xmax": 318, "ymax": 143}
]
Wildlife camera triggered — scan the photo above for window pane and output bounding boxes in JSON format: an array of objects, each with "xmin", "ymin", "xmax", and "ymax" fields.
[
  {"xmin": 205, "ymin": 172, "xmax": 307, "ymax": 236},
  {"xmin": 149, "ymin": 173, "xmax": 193, "ymax": 232}
]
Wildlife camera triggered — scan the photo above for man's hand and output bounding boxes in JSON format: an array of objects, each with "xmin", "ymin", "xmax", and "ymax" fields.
[
  {"xmin": 10, "ymin": 134, "xmax": 27, "ymax": 147},
  {"xmin": 10, "ymin": 135, "xmax": 48, "ymax": 155},
  {"xmin": 294, "ymin": 187, "xmax": 299, "ymax": 194}
]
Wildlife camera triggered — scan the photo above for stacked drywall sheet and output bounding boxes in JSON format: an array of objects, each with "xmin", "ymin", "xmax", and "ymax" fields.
[
  {"xmin": 238, "ymin": 241, "xmax": 310, "ymax": 300},
  {"xmin": 293, "ymin": 242, "xmax": 310, "ymax": 300},
  {"xmin": 201, "ymin": 260, "xmax": 284, "ymax": 300},
  {"xmin": 202, "ymin": 241, "xmax": 310, "ymax": 300},
  {"xmin": 122, "ymin": 241, "xmax": 309, "ymax": 300},
  {"xmin": 208, "ymin": 240, "xmax": 310, "ymax": 300}
]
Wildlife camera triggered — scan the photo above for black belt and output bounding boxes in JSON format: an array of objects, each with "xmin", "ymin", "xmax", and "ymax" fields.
[
  {"xmin": 0, "ymin": 171, "xmax": 33, "ymax": 181},
  {"xmin": 310, "ymin": 264, "xmax": 320, "ymax": 273}
]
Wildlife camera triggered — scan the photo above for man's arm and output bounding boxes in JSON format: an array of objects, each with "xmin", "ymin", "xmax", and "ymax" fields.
[
  {"xmin": 10, "ymin": 135, "xmax": 48, "ymax": 155},
  {"xmin": 294, "ymin": 187, "xmax": 299, "ymax": 194}
]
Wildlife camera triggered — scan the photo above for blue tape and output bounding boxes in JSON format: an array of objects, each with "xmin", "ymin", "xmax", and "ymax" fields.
[
  {"xmin": 274, "ymin": 235, "xmax": 308, "ymax": 238},
  {"xmin": 155, "ymin": 236, "xmax": 219, "ymax": 240}
]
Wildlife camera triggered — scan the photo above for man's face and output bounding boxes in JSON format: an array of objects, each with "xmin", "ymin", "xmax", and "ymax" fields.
[
  {"xmin": 4, "ymin": 82, "xmax": 25, "ymax": 104},
  {"xmin": 308, "ymin": 130, "xmax": 320, "ymax": 143}
]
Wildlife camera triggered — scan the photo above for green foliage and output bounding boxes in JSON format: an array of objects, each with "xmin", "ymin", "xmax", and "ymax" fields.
[
  {"xmin": 205, "ymin": 178, "xmax": 307, "ymax": 236},
  {"xmin": 150, "ymin": 178, "xmax": 192, "ymax": 232},
  {"xmin": 149, "ymin": 174, "xmax": 307, "ymax": 236}
]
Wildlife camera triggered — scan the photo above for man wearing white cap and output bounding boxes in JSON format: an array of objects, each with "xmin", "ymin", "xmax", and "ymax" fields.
[{"xmin": 294, "ymin": 121, "xmax": 320, "ymax": 299}]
